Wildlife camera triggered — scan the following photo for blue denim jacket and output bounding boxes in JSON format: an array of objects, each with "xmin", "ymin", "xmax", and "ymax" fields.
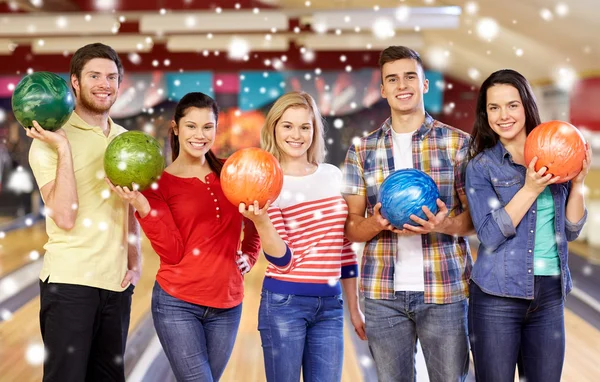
[{"xmin": 465, "ymin": 142, "xmax": 587, "ymax": 299}]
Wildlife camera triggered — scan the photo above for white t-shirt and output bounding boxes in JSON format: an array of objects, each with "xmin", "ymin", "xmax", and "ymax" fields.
[{"xmin": 390, "ymin": 129, "xmax": 425, "ymax": 291}]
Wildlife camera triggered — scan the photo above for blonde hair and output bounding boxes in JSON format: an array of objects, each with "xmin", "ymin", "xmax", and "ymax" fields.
[{"xmin": 261, "ymin": 91, "xmax": 326, "ymax": 164}]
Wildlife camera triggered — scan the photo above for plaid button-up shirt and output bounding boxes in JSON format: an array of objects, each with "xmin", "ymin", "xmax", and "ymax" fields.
[{"xmin": 342, "ymin": 113, "xmax": 472, "ymax": 304}]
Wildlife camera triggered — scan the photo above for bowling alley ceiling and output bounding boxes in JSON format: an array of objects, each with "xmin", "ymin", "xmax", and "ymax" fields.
[{"xmin": 0, "ymin": 0, "xmax": 598, "ymax": 87}]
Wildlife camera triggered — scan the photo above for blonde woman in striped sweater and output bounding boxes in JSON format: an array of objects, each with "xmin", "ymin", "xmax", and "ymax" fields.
[{"xmin": 240, "ymin": 91, "xmax": 365, "ymax": 382}]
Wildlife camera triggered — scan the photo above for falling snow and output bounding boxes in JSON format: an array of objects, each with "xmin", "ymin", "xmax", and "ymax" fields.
[
  {"xmin": 0, "ymin": 309, "xmax": 12, "ymax": 321},
  {"xmin": 465, "ymin": 1, "xmax": 479, "ymax": 15},
  {"xmin": 476, "ymin": 18, "xmax": 499, "ymax": 41},
  {"xmin": 29, "ymin": 250, "xmax": 40, "ymax": 261},
  {"xmin": 372, "ymin": 17, "xmax": 395, "ymax": 40},
  {"xmin": 553, "ymin": 66, "xmax": 578, "ymax": 92},
  {"xmin": 488, "ymin": 197, "xmax": 500, "ymax": 210},
  {"xmin": 0, "ymin": 277, "xmax": 18, "ymax": 296},
  {"xmin": 25, "ymin": 343, "xmax": 45, "ymax": 366},
  {"xmin": 228, "ymin": 38, "xmax": 250, "ymax": 60},
  {"xmin": 426, "ymin": 47, "xmax": 450, "ymax": 70},
  {"xmin": 395, "ymin": 6, "xmax": 411, "ymax": 22}
]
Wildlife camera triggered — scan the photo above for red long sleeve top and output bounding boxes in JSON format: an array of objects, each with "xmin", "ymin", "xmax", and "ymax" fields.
[{"xmin": 136, "ymin": 171, "xmax": 261, "ymax": 308}]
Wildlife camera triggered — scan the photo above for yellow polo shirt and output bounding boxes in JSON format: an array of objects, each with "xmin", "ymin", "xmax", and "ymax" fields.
[{"xmin": 29, "ymin": 112, "xmax": 129, "ymax": 292}]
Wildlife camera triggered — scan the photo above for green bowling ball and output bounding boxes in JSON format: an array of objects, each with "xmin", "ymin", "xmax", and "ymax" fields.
[
  {"xmin": 11, "ymin": 72, "xmax": 75, "ymax": 132},
  {"xmin": 104, "ymin": 131, "xmax": 165, "ymax": 191}
]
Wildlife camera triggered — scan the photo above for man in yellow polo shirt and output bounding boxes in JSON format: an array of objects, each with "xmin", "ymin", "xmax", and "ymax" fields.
[{"xmin": 27, "ymin": 43, "xmax": 141, "ymax": 382}]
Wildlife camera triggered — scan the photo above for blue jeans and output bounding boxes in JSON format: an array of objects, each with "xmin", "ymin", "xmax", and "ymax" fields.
[
  {"xmin": 469, "ymin": 276, "xmax": 565, "ymax": 382},
  {"xmin": 258, "ymin": 289, "xmax": 344, "ymax": 382},
  {"xmin": 151, "ymin": 282, "xmax": 242, "ymax": 382},
  {"xmin": 364, "ymin": 292, "xmax": 469, "ymax": 382}
]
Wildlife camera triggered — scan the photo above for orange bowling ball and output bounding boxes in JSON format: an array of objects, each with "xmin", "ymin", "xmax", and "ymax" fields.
[
  {"xmin": 220, "ymin": 147, "xmax": 284, "ymax": 208},
  {"xmin": 524, "ymin": 120, "xmax": 586, "ymax": 183}
]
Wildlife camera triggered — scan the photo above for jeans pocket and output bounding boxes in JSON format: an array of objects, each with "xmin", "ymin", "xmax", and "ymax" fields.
[
  {"xmin": 152, "ymin": 282, "xmax": 167, "ymax": 314},
  {"xmin": 268, "ymin": 292, "xmax": 293, "ymax": 307}
]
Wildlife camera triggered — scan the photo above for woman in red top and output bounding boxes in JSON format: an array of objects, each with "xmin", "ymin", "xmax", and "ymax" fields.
[{"xmin": 107, "ymin": 92, "xmax": 261, "ymax": 381}]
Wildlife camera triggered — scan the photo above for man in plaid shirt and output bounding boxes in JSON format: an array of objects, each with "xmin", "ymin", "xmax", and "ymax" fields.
[{"xmin": 342, "ymin": 46, "xmax": 474, "ymax": 382}]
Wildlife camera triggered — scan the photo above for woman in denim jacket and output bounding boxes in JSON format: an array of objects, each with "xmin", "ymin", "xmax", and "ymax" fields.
[{"xmin": 465, "ymin": 69, "xmax": 590, "ymax": 382}]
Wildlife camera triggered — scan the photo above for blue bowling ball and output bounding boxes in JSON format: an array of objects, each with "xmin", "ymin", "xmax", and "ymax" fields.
[{"xmin": 378, "ymin": 169, "xmax": 440, "ymax": 228}]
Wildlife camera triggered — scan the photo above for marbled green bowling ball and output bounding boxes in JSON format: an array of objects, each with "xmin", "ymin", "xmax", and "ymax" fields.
[
  {"xmin": 11, "ymin": 72, "xmax": 75, "ymax": 132},
  {"xmin": 104, "ymin": 131, "xmax": 165, "ymax": 191}
]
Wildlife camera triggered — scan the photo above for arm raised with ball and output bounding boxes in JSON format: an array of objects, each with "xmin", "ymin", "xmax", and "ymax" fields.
[{"xmin": 28, "ymin": 121, "xmax": 78, "ymax": 231}]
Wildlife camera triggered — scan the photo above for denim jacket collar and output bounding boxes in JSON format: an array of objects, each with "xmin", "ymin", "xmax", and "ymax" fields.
[{"xmin": 490, "ymin": 141, "xmax": 514, "ymax": 166}]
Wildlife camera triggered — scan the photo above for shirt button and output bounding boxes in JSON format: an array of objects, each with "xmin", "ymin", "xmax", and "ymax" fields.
[
  {"xmin": 528, "ymin": 269, "xmax": 532, "ymax": 273},
  {"xmin": 211, "ymin": 193, "xmax": 214, "ymax": 196},
  {"xmin": 528, "ymin": 250, "xmax": 532, "ymax": 253},
  {"xmin": 214, "ymin": 199, "xmax": 217, "ymax": 202},
  {"xmin": 207, "ymin": 187, "xmax": 211, "ymax": 191},
  {"xmin": 217, "ymin": 214, "xmax": 220, "ymax": 218},
  {"xmin": 530, "ymin": 230, "xmax": 534, "ymax": 233},
  {"xmin": 216, "ymin": 207, "xmax": 219, "ymax": 210},
  {"xmin": 532, "ymin": 210, "xmax": 536, "ymax": 214}
]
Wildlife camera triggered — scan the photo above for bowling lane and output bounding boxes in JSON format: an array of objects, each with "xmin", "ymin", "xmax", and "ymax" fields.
[
  {"xmin": 569, "ymin": 240, "xmax": 600, "ymax": 263},
  {"xmin": 0, "ymin": 223, "xmax": 47, "ymax": 278},
  {"xmin": 563, "ymin": 309, "xmax": 600, "ymax": 381},
  {"xmin": 0, "ymin": 234, "xmax": 159, "ymax": 381},
  {"xmin": 2, "ymin": 225, "xmax": 598, "ymax": 381},
  {"xmin": 0, "ymin": 229, "xmax": 364, "ymax": 381}
]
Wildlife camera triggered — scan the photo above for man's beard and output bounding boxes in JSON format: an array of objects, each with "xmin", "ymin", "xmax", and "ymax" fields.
[{"xmin": 78, "ymin": 89, "xmax": 116, "ymax": 114}]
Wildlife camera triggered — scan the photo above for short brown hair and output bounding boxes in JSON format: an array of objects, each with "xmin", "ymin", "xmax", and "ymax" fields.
[
  {"xmin": 378, "ymin": 46, "xmax": 424, "ymax": 82},
  {"xmin": 70, "ymin": 43, "xmax": 123, "ymax": 95}
]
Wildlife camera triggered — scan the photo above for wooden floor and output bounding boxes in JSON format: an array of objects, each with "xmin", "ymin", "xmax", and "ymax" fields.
[
  {"xmin": 0, "ymin": 234, "xmax": 160, "ymax": 382},
  {"xmin": 0, "ymin": 226, "xmax": 598, "ymax": 381},
  {"xmin": 0, "ymin": 229, "xmax": 362, "ymax": 381},
  {"xmin": 0, "ymin": 223, "xmax": 48, "ymax": 277}
]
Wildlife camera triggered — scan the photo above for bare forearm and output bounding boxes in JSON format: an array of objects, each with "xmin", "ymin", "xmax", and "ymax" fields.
[
  {"xmin": 345, "ymin": 214, "xmax": 382, "ymax": 242},
  {"xmin": 48, "ymin": 145, "xmax": 78, "ymax": 229},
  {"xmin": 127, "ymin": 206, "xmax": 142, "ymax": 272},
  {"xmin": 254, "ymin": 219, "xmax": 288, "ymax": 258},
  {"xmin": 341, "ymin": 277, "xmax": 360, "ymax": 311},
  {"xmin": 438, "ymin": 211, "xmax": 475, "ymax": 236},
  {"xmin": 566, "ymin": 183, "xmax": 586, "ymax": 223},
  {"xmin": 132, "ymin": 198, "xmax": 151, "ymax": 218}
]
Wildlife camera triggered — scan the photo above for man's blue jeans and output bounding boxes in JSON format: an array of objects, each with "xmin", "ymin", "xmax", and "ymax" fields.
[
  {"xmin": 258, "ymin": 289, "xmax": 345, "ymax": 382},
  {"xmin": 151, "ymin": 282, "xmax": 242, "ymax": 382},
  {"xmin": 469, "ymin": 277, "xmax": 565, "ymax": 382},
  {"xmin": 364, "ymin": 291, "xmax": 469, "ymax": 382}
]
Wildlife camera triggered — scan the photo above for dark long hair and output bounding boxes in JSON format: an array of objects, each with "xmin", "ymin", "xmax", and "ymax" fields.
[
  {"xmin": 469, "ymin": 69, "xmax": 541, "ymax": 159},
  {"xmin": 170, "ymin": 92, "xmax": 223, "ymax": 176}
]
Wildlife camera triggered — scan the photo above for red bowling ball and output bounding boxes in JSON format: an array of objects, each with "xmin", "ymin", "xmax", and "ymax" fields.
[
  {"xmin": 220, "ymin": 147, "xmax": 284, "ymax": 208},
  {"xmin": 524, "ymin": 120, "xmax": 586, "ymax": 183}
]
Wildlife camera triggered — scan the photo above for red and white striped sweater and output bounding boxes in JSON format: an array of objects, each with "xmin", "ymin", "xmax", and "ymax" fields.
[{"xmin": 263, "ymin": 163, "xmax": 359, "ymax": 296}]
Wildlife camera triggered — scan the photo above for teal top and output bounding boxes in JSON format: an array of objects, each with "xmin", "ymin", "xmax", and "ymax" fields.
[{"xmin": 534, "ymin": 187, "xmax": 561, "ymax": 276}]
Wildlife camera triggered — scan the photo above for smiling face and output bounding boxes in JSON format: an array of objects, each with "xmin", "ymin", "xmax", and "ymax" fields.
[
  {"xmin": 71, "ymin": 58, "xmax": 119, "ymax": 114},
  {"xmin": 274, "ymin": 106, "xmax": 314, "ymax": 163},
  {"xmin": 380, "ymin": 58, "xmax": 429, "ymax": 115},
  {"xmin": 173, "ymin": 107, "xmax": 217, "ymax": 160},
  {"xmin": 486, "ymin": 84, "xmax": 527, "ymax": 145}
]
